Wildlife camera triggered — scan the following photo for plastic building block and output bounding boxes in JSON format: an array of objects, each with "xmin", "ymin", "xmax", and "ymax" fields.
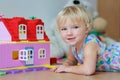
[
  {"xmin": 10, "ymin": 69, "xmax": 23, "ymax": 74},
  {"xmin": 0, "ymin": 17, "xmax": 50, "ymax": 69},
  {"xmin": 23, "ymin": 68, "xmax": 34, "ymax": 72},
  {"xmin": 0, "ymin": 72, "xmax": 6, "ymax": 76},
  {"xmin": 57, "ymin": 58, "xmax": 67, "ymax": 63},
  {"xmin": 33, "ymin": 67, "xmax": 50, "ymax": 71},
  {"xmin": 12, "ymin": 51, "xmax": 19, "ymax": 60},
  {"xmin": 41, "ymin": 64, "xmax": 57, "ymax": 69},
  {"xmin": 50, "ymin": 57, "xmax": 57, "ymax": 65},
  {"xmin": 0, "ymin": 66, "xmax": 50, "ymax": 75},
  {"xmin": 0, "ymin": 17, "xmax": 49, "ymax": 41},
  {"xmin": 23, "ymin": 67, "xmax": 50, "ymax": 72},
  {"xmin": 0, "ymin": 69, "xmax": 23, "ymax": 74},
  {"xmin": 29, "ymin": 16, "xmax": 36, "ymax": 20}
]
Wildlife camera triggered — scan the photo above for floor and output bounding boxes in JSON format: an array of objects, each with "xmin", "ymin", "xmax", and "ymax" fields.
[
  {"xmin": 0, "ymin": 58, "xmax": 120, "ymax": 80},
  {"xmin": 0, "ymin": 70, "xmax": 120, "ymax": 80}
]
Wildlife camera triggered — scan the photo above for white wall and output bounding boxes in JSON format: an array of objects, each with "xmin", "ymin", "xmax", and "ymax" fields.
[
  {"xmin": 0, "ymin": 0, "xmax": 98, "ymax": 36},
  {"xmin": 0, "ymin": 0, "xmax": 68, "ymax": 32}
]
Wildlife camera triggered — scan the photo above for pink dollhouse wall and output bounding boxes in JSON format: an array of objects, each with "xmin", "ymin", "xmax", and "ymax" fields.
[
  {"xmin": 0, "ymin": 43, "xmax": 50, "ymax": 68},
  {"xmin": 0, "ymin": 17, "xmax": 50, "ymax": 69}
]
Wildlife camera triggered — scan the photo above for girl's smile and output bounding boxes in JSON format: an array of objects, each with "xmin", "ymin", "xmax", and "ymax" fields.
[
  {"xmin": 59, "ymin": 18, "xmax": 89, "ymax": 45},
  {"xmin": 67, "ymin": 37, "xmax": 76, "ymax": 42}
]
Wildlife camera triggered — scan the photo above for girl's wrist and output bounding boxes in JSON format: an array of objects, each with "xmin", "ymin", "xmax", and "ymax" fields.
[
  {"xmin": 64, "ymin": 66, "xmax": 72, "ymax": 73},
  {"xmin": 64, "ymin": 59, "xmax": 75, "ymax": 66},
  {"xmin": 63, "ymin": 62, "xmax": 70, "ymax": 66}
]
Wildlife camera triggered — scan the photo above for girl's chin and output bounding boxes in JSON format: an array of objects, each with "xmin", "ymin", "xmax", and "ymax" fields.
[
  {"xmin": 67, "ymin": 42, "xmax": 76, "ymax": 45},
  {"xmin": 65, "ymin": 40, "xmax": 76, "ymax": 45}
]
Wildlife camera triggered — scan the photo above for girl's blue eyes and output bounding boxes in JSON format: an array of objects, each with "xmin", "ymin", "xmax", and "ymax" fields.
[
  {"xmin": 60, "ymin": 26, "xmax": 79, "ymax": 31},
  {"xmin": 61, "ymin": 28, "xmax": 67, "ymax": 31},
  {"xmin": 74, "ymin": 26, "xmax": 79, "ymax": 29}
]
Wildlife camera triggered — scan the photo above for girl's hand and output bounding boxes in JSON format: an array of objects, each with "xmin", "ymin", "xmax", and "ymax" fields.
[{"xmin": 50, "ymin": 65, "xmax": 68, "ymax": 73}]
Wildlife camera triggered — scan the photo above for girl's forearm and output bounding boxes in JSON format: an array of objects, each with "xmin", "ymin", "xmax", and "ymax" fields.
[
  {"xmin": 65, "ymin": 65, "xmax": 95, "ymax": 75},
  {"xmin": 63, "ymin": 59, "xmax": 77, "ymax": 66}
]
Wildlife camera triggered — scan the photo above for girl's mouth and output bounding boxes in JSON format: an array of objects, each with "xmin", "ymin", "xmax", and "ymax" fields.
[{"xmin": 67, "ymin": 37, "xmax": 76, "ymax": 41}]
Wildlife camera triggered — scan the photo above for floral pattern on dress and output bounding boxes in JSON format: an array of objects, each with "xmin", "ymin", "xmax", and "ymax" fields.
[{"xmin": 73, "ymin": 34, "xmax": 120, "ymax": 72}]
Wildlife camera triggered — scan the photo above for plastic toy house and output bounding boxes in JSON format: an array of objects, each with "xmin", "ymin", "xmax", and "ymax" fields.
[{"xmin": 0, "ymin": 17, "xmax": 50, "ymax": 69}]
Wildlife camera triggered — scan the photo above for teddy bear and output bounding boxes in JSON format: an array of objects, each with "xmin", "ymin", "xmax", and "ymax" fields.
[
  {"xmin": 89, "ymin": 16, "xmax": 116, "ymax": 44},
  {"xmin": 64, "ymin": 0, "xmax": 98, "ymax": 19},
  {"xmin": 49, "ymin": 0, "xmax": 99, "ymax": 58},
  {"xmin": 48, "ymin": 21, "xmax": 69, "ymax": 58},
  {"xmin": 89, "ymin": 17, "xmax": 107, "ymax": 42}
]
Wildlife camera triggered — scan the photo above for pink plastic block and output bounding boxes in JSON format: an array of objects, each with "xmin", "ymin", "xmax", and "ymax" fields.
[{"xmin": 0, "ymin": 43, "xmax": 50, "ymax": 68}]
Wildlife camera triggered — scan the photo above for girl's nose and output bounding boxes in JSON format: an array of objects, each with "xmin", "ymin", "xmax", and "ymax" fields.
[{"xmin": 67, "ymin": 29, "xmax": 73, "ymax": 35}]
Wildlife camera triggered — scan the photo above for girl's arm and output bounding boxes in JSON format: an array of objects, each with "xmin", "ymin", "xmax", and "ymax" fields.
[
  {"xmin": 55, "ymin": 42, "xmax": 99, "ymax": 75},
  {"xmin": 63, "ymin": 46, "xmax": 78, "ymax": 66},
  {"xmin": 50, "ymin": 46, "xmax": 77, "ymax": 72}
]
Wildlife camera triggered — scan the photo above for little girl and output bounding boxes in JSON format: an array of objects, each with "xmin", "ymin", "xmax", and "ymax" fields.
[{"xmin": 51, "ymin": 5, "xmax": 120, "ymax": 75}]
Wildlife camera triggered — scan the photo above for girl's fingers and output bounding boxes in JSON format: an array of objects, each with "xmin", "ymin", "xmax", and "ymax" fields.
[{"xmin": 50, "ymin": 67, "xmax": 57, "ymax": 72}]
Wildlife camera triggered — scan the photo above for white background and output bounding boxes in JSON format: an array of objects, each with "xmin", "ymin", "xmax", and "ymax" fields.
[{"xmin": 0, "ymin": 0, "xmax": 97, "ymax": 35}]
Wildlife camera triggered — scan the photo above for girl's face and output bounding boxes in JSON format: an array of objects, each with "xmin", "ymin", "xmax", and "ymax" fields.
[{"xmin": 59, "ymin": 18, "xmax": 89, "ymax": 45}]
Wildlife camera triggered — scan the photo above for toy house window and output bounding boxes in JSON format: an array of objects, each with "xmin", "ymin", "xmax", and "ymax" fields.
[
  {"xmin": 19, "ymin": 24, "xmax": 27, "ymax": 40},
  {"xmin": 36, "ymin": 24, "xmax": 44, "ymax": 40},
  {"xmin": 27, "ymin": 49, "xmax": 34, "ymax": 59},
  {"xmin": 38, "ymin": 48, "xmax": 46, "ymax": 59},
  {"xmin": 19, "ymin": 49, "xmax": 28, "ymax": 61}
]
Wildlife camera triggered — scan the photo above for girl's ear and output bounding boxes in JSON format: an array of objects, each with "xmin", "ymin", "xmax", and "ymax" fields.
[{"xmin": 85, "ymin": 25, "xmax": 91, "ymax": 34}]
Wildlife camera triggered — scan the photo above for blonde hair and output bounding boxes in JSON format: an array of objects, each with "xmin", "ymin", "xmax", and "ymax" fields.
[{"xmin": 57, "ymin": 5, "xmax": 92, "ymax": 28}]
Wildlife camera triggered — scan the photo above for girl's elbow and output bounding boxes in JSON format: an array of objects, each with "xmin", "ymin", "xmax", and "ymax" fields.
[
  {"xmin": 85, "ymin": 71, "xmax": 95, "ymax": 75},
  {"xmin": 84, "ymin": 69, "xmax": 96, "ymax": 75}
]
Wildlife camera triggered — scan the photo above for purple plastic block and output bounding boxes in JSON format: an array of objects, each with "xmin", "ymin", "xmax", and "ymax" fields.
[
  {"xmin": 23, "ymin": 68, "xmax": 34, "ymax": 72},
  {"xmin": 32, "ymin": 67, "xmax": 42, "ymax": 71},
  {"xmin": 11, "ymin": 69, "xmax": 23, "ymax": 74},
  {"xmin": 0, "ymin": 69, "xmax": 23, "ymax": 74},
  {"xmin": 32, "ymin": 67, "xmax": 50, "ymax": 71},
  {"xmin": 0, "ymin": 70, "xmax": 13, "ymax": 74},
  {"xmin": 0, "ymin": 67, "xmax": 50, "ymax": 75},
  {"xmin": 41, "ymin": 67, "xmax": 50, "ymax": 70}
]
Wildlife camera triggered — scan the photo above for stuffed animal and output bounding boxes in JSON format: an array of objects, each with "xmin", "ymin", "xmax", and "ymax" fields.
[
  {"xmin": 64, "ymin": 0, "xmax": 98, "ymax": 19},
  {"xmin": 89, "ymin": 17, "xmax": 116, "ymax": 44},
  {"xmin": 89, "ymin": 17, "xmax": 107, "ymax": 42},
  {"xmin": 48, "ymin": 22, "xmax": 69, "ymax": 58},
  {"xmin": 49, "ymin": 0, "xmax": 98, "ymax": 58}
]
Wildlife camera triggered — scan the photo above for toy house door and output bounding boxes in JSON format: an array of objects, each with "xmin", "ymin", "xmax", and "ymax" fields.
[
  {"xmin": 19, "ymin": 24, "xmax": 27, "ymax": 40},
  {"xmin": 36, "ymin": 25, "xmax": 44, "ymax": 40},
  {"xmin": 25, "ymin": 47, "xmax": 34, "ymax": 66}
]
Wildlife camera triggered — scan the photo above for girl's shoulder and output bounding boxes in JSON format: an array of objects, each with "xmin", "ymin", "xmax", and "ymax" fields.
[
  {"xmin": 85, "ymin": 34, "xmax": 100, "ymax": 44},
  {"xmin": 85, "ymin": 34, "xmax": 106, "ymax": 54}
]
